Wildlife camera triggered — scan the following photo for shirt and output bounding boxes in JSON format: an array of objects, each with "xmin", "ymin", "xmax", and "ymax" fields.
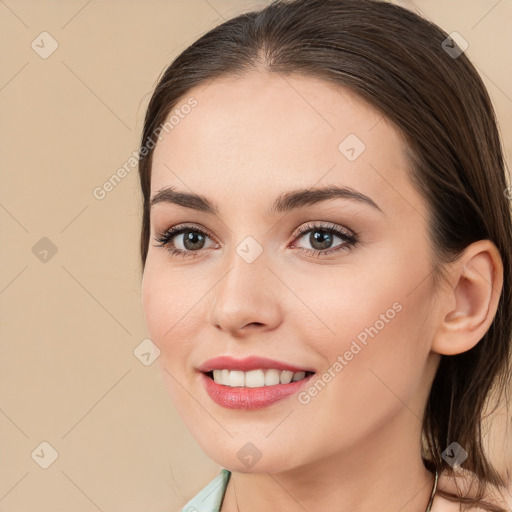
[{"xmin": 181, "ymin": 468, "xmax": 231, "ymax": 512}]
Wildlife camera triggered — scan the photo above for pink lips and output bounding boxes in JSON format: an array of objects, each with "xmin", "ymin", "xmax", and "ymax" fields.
[
  {"xmin": 196, "ymin": 355, "xmax": 316, "ymax": 410},
  {"xmin": 196, "ymin": 355, "xmax": 315, "ymax": 373},
  {"xmin": 200, "ymin": 371, "xmax": 315, "ymax": 410}
]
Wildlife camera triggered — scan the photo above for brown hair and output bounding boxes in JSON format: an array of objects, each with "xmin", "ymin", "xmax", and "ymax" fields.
[{"xmin": 137, "ymin": 0, "xmax": 512, "ymax": 509}]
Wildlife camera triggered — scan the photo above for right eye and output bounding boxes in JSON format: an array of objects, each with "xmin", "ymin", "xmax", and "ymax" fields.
[{"xmin": 154, "ymin": 224, "xmax": 218, "ymax": 258}]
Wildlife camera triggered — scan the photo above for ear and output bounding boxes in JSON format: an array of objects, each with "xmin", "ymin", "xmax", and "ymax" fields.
[{"xmin": 431, "ymin": 240, "xmax": 504, "ymax": 356}]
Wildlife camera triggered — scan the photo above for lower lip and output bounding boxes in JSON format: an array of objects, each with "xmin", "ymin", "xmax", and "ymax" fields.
[{"xmin": 200, "ymin": 372, "xmax": 315, "ymax": 410}]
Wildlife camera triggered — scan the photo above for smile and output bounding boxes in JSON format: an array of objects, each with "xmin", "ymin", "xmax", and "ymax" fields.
[
  {"xmin": 208, "ymin": 368, "xmax": 314, "ymax": 387},
  {"xmin": 201, "ymin": 371, "xmax": 316, "ymax": 409}
]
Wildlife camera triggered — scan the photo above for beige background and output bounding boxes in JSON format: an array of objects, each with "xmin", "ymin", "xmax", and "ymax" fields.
[{"xmin": 1, "ymin": 0, "xmax": 511, "ymax": 510}]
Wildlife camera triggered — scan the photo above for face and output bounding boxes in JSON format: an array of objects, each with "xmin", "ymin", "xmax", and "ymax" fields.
[{"xmin": 141, "ymin": 70, "xmax": 440, "ymax": 473}]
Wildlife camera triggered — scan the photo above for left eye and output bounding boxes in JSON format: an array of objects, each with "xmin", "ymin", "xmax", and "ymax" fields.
[
  {"xmin": 153, "ymin": 222, "xmax": 358, "ymax": 259},
  {"xmin": 291, "ymin": 222, "xmax": 358, "ymax": 256}
]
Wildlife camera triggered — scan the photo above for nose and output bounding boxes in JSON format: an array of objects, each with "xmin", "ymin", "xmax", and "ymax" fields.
[{"xmin": 207, "ymin": 250, "xmax": 282, "ymax": 338}]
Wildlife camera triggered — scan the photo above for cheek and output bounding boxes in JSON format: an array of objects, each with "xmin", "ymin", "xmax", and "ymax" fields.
[
  {"xmin": 298, "ymin": 249, "xmax": 433, "ymax": 400},
  {"xmin": 141, "ymin": 262, "xmax": 204, "ymax": 371},
  {"xmin": 318, "ymin": 277, "xmax": 432, "ymax": 428},
  {"xmin": 141, "ymin": 263, "xmax": 181, "ymax": 353},
  {"xmin": 141, "ymin": 266, "xmax": 164, "ymax": 342},
  {"xmin": 283, "ymin": 262, "xmax": 409, "ymax": 356}
]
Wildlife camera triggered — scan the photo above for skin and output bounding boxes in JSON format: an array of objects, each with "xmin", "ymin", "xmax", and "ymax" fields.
[{"xmin": 141, "ymin": 69, "xmax": 503, "ymax": 512}]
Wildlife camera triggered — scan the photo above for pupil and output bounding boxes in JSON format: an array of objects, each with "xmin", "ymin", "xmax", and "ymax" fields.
[
  {"xmin": 311, "ymin": 230, "xmax": 332, "ymax": 250},
  {"xmin": 184, "ymin": 230, "xmax": 205, "ymax": 250}
]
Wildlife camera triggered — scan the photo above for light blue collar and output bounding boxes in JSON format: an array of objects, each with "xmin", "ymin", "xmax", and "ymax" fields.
[{"xmin": 181, "ymin": 469, "xmax": 231, "ymax": 512}]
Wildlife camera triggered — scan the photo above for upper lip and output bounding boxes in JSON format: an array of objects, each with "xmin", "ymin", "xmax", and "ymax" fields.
[{"xmin": 197, "ymin": 355, "xmax": 315, "ymax": 373}]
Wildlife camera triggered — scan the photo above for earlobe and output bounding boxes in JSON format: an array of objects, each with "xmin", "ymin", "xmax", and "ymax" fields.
[{"xmin": 432, "ymin": 240, "xmax": 503, "ymax": 356}]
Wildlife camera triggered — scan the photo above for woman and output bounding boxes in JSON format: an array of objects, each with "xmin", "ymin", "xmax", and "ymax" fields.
[{"xmin": 137, "ymin": 0, "xmax": 512, "ymax": 510}]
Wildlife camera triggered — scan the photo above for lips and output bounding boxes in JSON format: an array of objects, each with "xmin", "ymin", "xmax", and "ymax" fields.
[
  {"xmin": 196, "ymin": 355, "xmax": 315, "ymax": 374},
  {"xmin": 200, "ymin": 371, "xmax": 315, "ymax": 409}
]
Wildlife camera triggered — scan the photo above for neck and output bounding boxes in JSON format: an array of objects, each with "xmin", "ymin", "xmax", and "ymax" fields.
[{"xmin": 222, "ymin": 406, "xmax": 435, "ymax": 512}]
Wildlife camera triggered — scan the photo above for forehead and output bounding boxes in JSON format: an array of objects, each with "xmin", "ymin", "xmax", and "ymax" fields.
[{"xmin": 150, "ymin": 71, "xmax": 425, "ymax": 221}]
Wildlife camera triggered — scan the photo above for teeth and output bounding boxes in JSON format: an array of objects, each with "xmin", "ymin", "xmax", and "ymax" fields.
[
  {"xmin": 211, "ymin": 369, "xmax": 309, "ymax": 387},
  {"xmin": 229, "ymin": 370, "xmax": 245, "ymax": 387}
]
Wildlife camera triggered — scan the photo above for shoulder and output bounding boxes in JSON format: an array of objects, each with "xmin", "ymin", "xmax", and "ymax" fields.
[
  {"xmin": 432, "ymin": 468, "xmax": 512, "ymax": 512},
  {"xmin": 431, "ymin": 494, "xmax": 461, "ymax": 512},
  {"xmin": 432, "ymin": 494, "xmax": 509, "ymax": 512}
]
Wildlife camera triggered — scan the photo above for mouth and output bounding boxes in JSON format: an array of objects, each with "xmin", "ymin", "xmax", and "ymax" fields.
[
  {"xmin": 200, "ymin": 370, "xmax": 316, "ymax": 410},
  {"xmin": 201, "ymin": 369, "xmax": 315, "ymax": 388},
  {"xmin": 202, "ymin": 369, "xmax": 316, "ymax": 387}
]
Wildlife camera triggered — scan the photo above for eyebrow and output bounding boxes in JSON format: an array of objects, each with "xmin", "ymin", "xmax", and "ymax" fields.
[{"xmin": 150, "ymin": 185, "xmax": 384, "ymax": 216}]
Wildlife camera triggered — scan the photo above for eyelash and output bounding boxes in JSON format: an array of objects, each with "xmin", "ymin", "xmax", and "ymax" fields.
[{"xmin": 153, "ymin": 222, "xmax": 358, "ymax": 259}]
